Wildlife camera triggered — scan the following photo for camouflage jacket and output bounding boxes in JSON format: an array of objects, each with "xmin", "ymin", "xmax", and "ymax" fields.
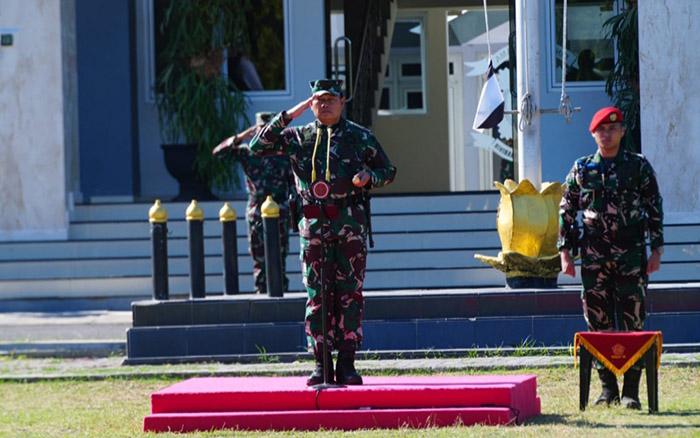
[
  {"xmin": 558, "ymin": 149, "xmax": 664, "ymax": 255},
  {"xmin": 248, "ymin": 113, "xmax": 396, "ymax": 200},
  {"xmin": 227, "ymin": 147, "xmax": 296, "ymax": 209},
  {"xmin": 247, "ymin": 113, "xmax": 396, "ymax": 239}
]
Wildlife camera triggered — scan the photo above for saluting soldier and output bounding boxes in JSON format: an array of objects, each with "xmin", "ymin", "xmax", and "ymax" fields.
[
  {"xmin": 213, "ymin": 112, "xmax": 297, "ymax": 294},
  {"xmin": 248, "ymin": 79, "xmax": 397, "ymax": 386},
  {"xmin": 558, "ymin": 106, "xmax": 664, "ymax": 410}
]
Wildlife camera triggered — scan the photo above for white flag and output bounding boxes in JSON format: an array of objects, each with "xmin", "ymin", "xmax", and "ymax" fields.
[{"xmin": 472, "ymin": 60, "xmax": 505, "ymax": 130}]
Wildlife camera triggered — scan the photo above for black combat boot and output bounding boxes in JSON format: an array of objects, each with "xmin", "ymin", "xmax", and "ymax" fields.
[
  {"xmin": 306, "ymin": 349, "xmax": 334, "ymax": 386},
  {"xmin": 621, "ymin": 368, "xmax": 642, "ymax": 410},
  {"xmin": 335, "ymin": 349, "xmax": 363, "ymax": 385},
  {"xmin": 594, "ymin": 368, "xmax": 620, "ymax": 406}
]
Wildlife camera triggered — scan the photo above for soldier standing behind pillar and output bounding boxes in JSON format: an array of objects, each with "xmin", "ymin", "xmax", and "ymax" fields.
[
  {"xmin": 213, "ymin": 112, "xmax": 297, "ymax": 294},
  {"xmin": 558, "ymin": 106, "xmax": 664, "ymax": 410},
  {"xmin": 248, "ymin": 79, "xmax": 397, "ymax": 386}
]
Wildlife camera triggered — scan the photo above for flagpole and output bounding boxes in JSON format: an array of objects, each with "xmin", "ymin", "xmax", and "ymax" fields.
[{"xmin": 515, "ymin": 0, "xmax": 542, "ymax": 187}]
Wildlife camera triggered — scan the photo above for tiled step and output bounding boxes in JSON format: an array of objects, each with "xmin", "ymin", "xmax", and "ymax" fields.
[
  {"xmin": 128, "ymin": 285, "xmax": 700, "ymax": 327},
  {"xmin": 67, "ymin": 211, "xmax": 499, "ymax": 240},
  {"xmin": 0, "ymin": 249, "xmax": 504, "ymax": 280},
  {"xmin": 4, "ymin": 262, "xmax": 700, "ymax": 300},
  {"xmin": 2, "ymin": 190, "xmax": 699, "ymax": 300},
  {"xmin": 0, "ymin": 267, "xmax": 544, "ymax": 299},
  {"xmin": 3, "ymin": 244, "xmax": 700, "ymax": 281},
  {"xmin": 71, "ymin": 193, "xmax": 502, "ymax": 222},
  {"xmin": 0, "ymin": 231, "xmax": 501, "ymax": 261},
  {"xmin": 126, "ymin": 311, "xmax": 700, "ymax": 359},
  {"xmin": 65, "ymin": 221, "xmax": 700, "ymax": 242}
]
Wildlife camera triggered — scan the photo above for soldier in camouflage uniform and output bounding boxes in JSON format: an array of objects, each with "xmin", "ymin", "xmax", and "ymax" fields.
[
  {"xmin": 558, "ymin": 106, "xmax": 664, "ymax": 410},
  {"xmin": 248, "ymin": 80, "xmax": 396, "ymax": 386},
  {"xmin": 213, "ymin": 112, "xmax": 297, "ymax": 294}
]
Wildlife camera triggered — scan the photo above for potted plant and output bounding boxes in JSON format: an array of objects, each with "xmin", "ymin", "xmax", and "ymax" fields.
[
  {"xmin": 604, "ymin": 0, "xmax": 640, "ymax": 153},
  {"xmin": 156, "ymin": 0, "xmax": 250, "ymax": 200}
]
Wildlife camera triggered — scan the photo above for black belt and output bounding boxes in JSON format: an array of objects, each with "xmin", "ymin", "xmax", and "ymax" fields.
[
  {"xmin": 301, "ymin": 193, "xmax": 363, "ymax": 209},
  {"xmin": 301, "ymin": 194, "xmax": 364, "ymax": 220}
]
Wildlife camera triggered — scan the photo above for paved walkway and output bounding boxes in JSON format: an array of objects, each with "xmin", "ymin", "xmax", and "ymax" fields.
[{"xmin": 0, "ymin": 310, "xmax": 131, "ymax": 342}]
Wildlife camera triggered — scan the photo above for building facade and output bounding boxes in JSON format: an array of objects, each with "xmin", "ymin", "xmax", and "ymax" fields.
[{"xmin": 0, "ymin": 0, "xmax": 697, "ymax": 241}]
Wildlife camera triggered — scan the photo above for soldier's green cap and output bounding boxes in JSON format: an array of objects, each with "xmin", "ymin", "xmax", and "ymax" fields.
[
  {"xmin": 255, "ymin": 112, "xmax": 274, "ymax": 125},
  {"xmin": 309, "ymin": 79, "xmax": 343, "ymax": 97}
]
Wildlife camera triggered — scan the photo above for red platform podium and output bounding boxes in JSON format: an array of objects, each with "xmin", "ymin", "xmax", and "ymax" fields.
[
  {"xmin": 575, "ymin": 331, "xmax": 662, "ymax": 413},
  {"xmin": 143, "ymin": 375, "xmax": 541, "ymax": 432}
]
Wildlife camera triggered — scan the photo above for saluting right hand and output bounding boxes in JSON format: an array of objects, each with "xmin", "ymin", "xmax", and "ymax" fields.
[{"xmin": 287, "ymin": 97, "xmax": 313, "ymax": 120}]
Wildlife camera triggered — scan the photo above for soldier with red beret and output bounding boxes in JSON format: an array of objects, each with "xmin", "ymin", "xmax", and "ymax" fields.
[{"xmin": 558, "ymin": 106, "xmax": 664, "ymax": 410}]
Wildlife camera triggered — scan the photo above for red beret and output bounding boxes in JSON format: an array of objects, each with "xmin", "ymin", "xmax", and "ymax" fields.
[{"xmin": 589, "ymin": 106, "xmax": 623, "ymax": 132}]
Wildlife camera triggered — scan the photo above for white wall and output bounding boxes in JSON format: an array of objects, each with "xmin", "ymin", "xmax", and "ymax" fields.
[
  {"xmin": 0, "ymin": 0, "xmax": 69, "ymax": 240},
  {"xmin": 639, "ymin": 0, "xmax": 700, "ymax": 222}
]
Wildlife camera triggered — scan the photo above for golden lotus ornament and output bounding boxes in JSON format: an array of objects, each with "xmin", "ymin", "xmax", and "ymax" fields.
[{"xmin": 475, "ymin": 179, "xmax": 563, "ymax": 286}]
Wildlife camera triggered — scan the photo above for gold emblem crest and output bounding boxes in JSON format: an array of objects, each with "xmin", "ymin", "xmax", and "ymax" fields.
[
  {"xmin": 609, "ymin": 113, "xmax": 618, "ymax": 122},
  {"xmin": 611, "ymin": 343, "xmax": 626, "ymax": 358}
]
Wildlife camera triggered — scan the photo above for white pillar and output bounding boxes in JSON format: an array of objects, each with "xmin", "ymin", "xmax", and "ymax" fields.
[
  {"xmin": 515, "ymin": 0, "xmax": 542, "ymax": 187},
  {"xmin": 0, "ymin": 1, "xmax": 69, "ymax": 240},
  {"xmin": 638, "ymin": 0, "xmax": 700, "ymax": 223}
]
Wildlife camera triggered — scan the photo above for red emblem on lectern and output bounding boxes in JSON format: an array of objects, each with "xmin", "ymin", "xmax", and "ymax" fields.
[{"xmin": 611, "ymin": 343, "xmax": 626, "ymax": 359}]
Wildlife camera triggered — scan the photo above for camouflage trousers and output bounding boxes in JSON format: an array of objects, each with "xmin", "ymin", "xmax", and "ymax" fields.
[
  {"xmin": 301, "ymin": 229, "xmax": 367, "ymax": 354},
  {"xmin": 248, "ymin": 207, "xmax": 290, "ymax": 294},
  {"xmin": 581, "ymin": 247, "xmax": 648, "ymax": 370}
]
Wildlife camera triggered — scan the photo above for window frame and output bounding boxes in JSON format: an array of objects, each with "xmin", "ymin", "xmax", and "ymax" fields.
[
  {"xmin": 143, "ymin": 0, "xmax": 292, "ymax": 103},
  {"xmin": 546, "ymin": 0, "xmax": 620, "ymax": 92},
  {"xmin": 404, "ymin": 89, "xmax": 424, "ymax": 110},
  {"xmin": 378, "ymin": 15, "xmax": 428, "ymax": 116}
]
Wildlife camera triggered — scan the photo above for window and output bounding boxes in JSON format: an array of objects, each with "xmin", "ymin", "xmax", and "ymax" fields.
[
  {"xmin": 230, "ymin": 0, "xmax": 286, "ymax": 91},
  {"xmin": 551, "ymin": 0, "xmax": 616, "ymax": 85},
  {"xmin": 379, "ymin": 88, "xmax": 390, "ymax": 109},
  {"xmin": 153, "ymin": 0, "xmax": 287, "ymax": 93},
  {"xmin": 378, "ymin": 18, "xmax": 426, "ymax": 113},
  {"xmin": 406, "ymin": 91, "xmax": 423, "ymax": 109},
  {"xmin": 401, "ymin": 63, "xmax": 422, "ymax": 77}
]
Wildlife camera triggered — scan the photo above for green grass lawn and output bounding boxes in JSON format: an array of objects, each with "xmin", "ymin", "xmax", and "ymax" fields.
[{"xmin": 0, "ymin": 366, "xmax": 698, "ymax": 437}]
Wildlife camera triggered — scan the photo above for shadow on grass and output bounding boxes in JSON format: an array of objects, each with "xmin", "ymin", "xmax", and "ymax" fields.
[
  {"xmin": 651, "ymin": 409, "xmax": 700, "ymax": 417},
  {"xmin": 529, "ymin": 413, "xmax": 700, "ymax": 429},
  {"xmin": 528, "ymin": 413, "xmax": 610, "ymax": 428}
]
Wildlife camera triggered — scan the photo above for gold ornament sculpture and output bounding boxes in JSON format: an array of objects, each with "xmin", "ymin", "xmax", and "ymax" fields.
[{"xmin": 474, "ymin": 179, "xmax": 563, "ymax": 286}]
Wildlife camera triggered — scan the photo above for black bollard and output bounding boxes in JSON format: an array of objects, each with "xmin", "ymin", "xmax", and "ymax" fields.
[
  {"xmin": 261, "ymin": 196, "xmax": 284, "ymax": 297},
  {"xmin": 219, "ymin": 202, "xmax": 239, "ymax": 295},
  {"xmin": 186, "ymin": 200, "xmax": 206, "ymax": 299},
  {"xmin": 149, "ymin": 199, "xmax": 169, "ymax": 300}
]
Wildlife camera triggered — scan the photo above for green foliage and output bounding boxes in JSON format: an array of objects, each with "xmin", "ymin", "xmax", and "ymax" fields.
[
  {"xmin": 245, "ymin": 2, "xmax": 285, "ymax": 90},
  {"xmin": 3, "ymin": 368, "xmax": 700, "ymax": 436},
  {"xmin": 254, "ymin": 345, "xmax": 280, "ymax": 363},
  {"xmin": 603, "ymin": 1, "xmax": 639, "ymax": 152},
  {"xmin": 513, "ymin": 337, "xmax": 538, "ymax": 357},
  {"xmin": 156, "ymin": 0, "xmax": 251, "ymax": 190}
]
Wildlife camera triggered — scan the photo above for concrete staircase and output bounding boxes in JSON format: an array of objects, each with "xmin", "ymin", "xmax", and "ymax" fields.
[{"xmin": 1, "ymin": 191, "xmax": 700, "ymax": 301}]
